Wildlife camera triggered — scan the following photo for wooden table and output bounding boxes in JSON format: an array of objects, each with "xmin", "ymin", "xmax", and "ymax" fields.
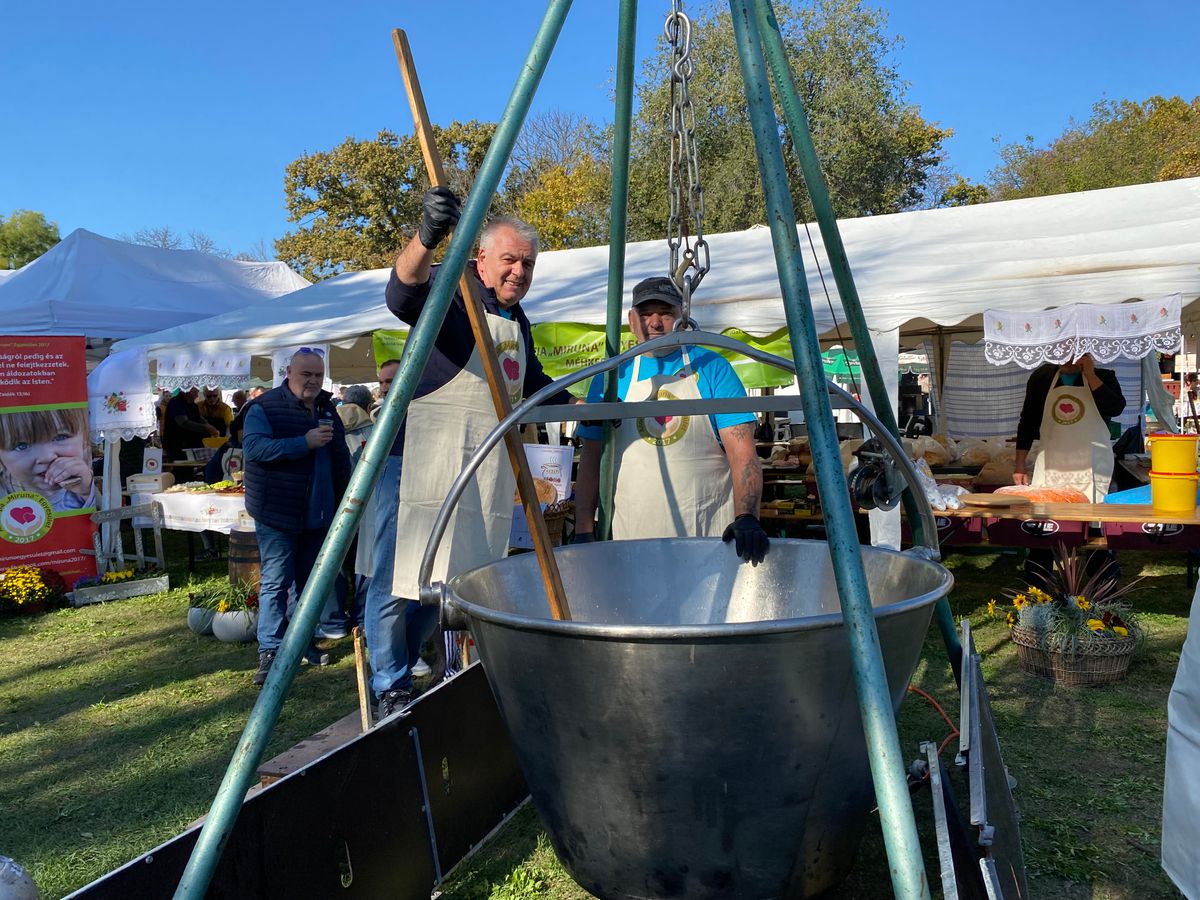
[
  {"xmin": 941, "ymin": 502, "xmax": 1200, "ymax": 526},
  {"xmin": 937, "ymin": 502, "xmax": 1200, "ymax": 585}
]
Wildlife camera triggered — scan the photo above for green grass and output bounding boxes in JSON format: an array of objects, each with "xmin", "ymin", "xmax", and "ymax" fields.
[
  {"xmin": 0, "ymin": 544, "xmax": 1191, "ymax": 898},
  {"xmin": 0, "ymin": 534, "xmax": 360, "ymax": 899}
]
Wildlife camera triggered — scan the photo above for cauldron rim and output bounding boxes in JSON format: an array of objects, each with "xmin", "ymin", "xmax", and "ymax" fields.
[{"xmin": 445, "ymin": 536, "xmax": 952, "ymax": 642}]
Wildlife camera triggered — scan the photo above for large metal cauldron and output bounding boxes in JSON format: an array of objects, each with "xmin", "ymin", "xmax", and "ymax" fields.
[{"xmin": 443, "ymin": 538, "xmax": 952, "ymax": 900}]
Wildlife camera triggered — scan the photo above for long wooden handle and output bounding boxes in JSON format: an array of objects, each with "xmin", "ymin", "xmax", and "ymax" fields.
[{"xmin": 393, "ymin": 28, "xmax": 571, "ymax": 621}]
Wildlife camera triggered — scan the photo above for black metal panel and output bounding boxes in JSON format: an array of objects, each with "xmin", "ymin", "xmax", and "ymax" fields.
[
  {"xmin": 67, "ymin": 664, "xmax": 527, "ymax": 900},
  {"xmin": 407, "ymin": 662, "xmax": 530, "ymax": 870}
]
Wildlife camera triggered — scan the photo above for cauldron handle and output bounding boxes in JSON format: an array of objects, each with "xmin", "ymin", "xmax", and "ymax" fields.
[{"xmin": 417, "ymin": 330, "xmax": 941, "ymax": 610}]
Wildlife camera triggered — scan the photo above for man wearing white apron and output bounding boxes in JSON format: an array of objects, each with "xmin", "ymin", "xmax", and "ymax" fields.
[
  {"xmin": 1164, "ymin": 582, "xmax": 1200, "ymax": 896},
  {"xmin": 574, "ymin": 277, "xmax": 769, "ymax": 564},
  {"xmin": 1012, "ymin": 354, "xmax": 1125, "ymax": 501},
  {"xmin": 368, "ymin": 188, "xmax": 569, "ymax": 720}
]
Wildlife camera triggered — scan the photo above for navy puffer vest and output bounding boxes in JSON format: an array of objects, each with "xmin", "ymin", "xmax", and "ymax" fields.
[{"xmin": 244, "ymin": 385, "xmax": 349, "ymax": 532}]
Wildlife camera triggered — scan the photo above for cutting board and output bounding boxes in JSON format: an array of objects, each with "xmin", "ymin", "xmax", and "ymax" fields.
[{"xmin": 960, "ymin": 493, "xmax": 1032, "ymax": 508}]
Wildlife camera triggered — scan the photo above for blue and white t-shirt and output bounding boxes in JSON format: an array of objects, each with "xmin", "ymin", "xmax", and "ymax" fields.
[{"xmin": 577, "ymin": 347, "xmax": 754, "ymax": 442}]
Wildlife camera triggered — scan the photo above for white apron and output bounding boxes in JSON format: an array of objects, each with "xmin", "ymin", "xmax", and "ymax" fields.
[
  {"xmin": 611, "ymin": 349, "xmax": 736, "ymax": 539},
  {"xmin": 391, "ymin": 311, "xmax": 524, "ymax": 598},
  {"xmin": 1031, "ymin": 370, "xmax": 1114, "ymax": 502},
  {"xmin": 1163, "ymin": 581, "xmax": 1200, "ymax": 895}
]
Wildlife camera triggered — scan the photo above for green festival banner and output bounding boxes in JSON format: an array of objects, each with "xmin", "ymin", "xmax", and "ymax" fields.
[{"xmin": 372, "ymin": 324, "xmax": 798, "ymax": 395}]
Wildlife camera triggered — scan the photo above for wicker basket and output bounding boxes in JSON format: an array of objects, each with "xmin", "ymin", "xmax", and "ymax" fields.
[
  {"xmin": 1010, "ymin": 625, "xmax": 1136, "ymax": 686},
  {"xmin": 541, "ymin": 500, "xmax": 573, "ymax": 547}
]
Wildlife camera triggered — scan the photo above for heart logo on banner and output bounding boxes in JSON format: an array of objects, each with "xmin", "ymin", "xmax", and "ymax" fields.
[
  {"xmin": 10, "ymin": 506, "xmax": 36, "ymax": 525},
  {"xmin": 502, "ymin": 358, "xmax": 520, "ymax": 381},
  {"xmin": 655, "ymin": 416, "xmax": 673, "ymax": 426}
]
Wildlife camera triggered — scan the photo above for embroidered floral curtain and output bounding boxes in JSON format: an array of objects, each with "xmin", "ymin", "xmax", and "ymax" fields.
[
  {"xmin": 86, "ymin": 348, "xmax": 158, "ymax": 442},
  {"xmin": 984, "ymin": 294, "xmax": 1182, "ymax": 369},
  {"xmin": 154, "ymin": 351, "xmax": 251, "ymax": 390}
]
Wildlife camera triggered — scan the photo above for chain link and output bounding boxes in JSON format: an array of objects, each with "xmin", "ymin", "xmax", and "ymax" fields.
[{"xmin": 665, "ymin": 0, "xmax": 708, "ymax": 330}]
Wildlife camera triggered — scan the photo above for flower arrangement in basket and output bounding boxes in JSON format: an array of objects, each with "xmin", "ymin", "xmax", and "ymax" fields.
[
  {"xmin": 990, "ymin": 547, "xmax": 1142, "ymax": 686},
  {"xmin": 0, "ymin": 565, "xmax": 67, "ymax": 614}
]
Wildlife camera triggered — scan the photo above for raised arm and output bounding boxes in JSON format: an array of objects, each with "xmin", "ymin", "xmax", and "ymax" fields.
[{"xmin": 394, "ymin": 187, "xmax": 461, "ymax": 287}]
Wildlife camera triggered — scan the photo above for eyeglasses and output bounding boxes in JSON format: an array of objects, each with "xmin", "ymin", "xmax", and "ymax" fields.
[{"xmin": 297, "ymin": 346, "xmax": 325, "ymax": 358}]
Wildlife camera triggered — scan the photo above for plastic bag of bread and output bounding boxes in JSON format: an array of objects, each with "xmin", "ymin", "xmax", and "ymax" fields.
[
  {"xmin": 932, "ymin": 433, "xmax": 959, "ymax": 462},
  {"xmin": 805, "ymin": 439, "xmax": 863, "ymax": 476},
  {"xmin": 994, "ymin": 485, "xmax": 1090, "ymax": 503},
  {"xmin": 909, "ymin": 435, "xmax": 950, "ymax": 467},
  {"xmin": 957, "ymin": 439, "xmax": 994, "ymax": 468},
  {"xmin": 769, "ymin": 444, "xmax": 790, "ymax": 464},
  {"xmin": 976, "ymin": 460, "xmax": 1014, "ymax": 486}
]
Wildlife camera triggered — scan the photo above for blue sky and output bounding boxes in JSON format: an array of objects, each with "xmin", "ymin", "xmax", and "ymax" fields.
[{"xmin": 3, "ymin": 0, "xmax": 1196, "ymax": 258}]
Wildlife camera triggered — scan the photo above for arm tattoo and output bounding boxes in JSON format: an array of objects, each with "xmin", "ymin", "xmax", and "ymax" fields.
[{"xmin": 724, "ymin": 423, "xmax": 762, "ymax": 517}]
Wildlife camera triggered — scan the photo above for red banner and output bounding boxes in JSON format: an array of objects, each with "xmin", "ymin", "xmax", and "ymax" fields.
[{"xmin": 0, "ymin": 336, "xmax": 97, "ymax": 587}]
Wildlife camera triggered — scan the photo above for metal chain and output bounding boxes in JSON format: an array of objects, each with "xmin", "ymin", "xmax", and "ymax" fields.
[{"xmin": 665, "ymin": 0, "xmax": 709, "ymax": 329}]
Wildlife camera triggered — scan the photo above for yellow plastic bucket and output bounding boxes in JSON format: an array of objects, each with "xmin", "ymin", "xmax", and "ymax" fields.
[
  {"xmin": 1147, "ymin": 433, "xmax": 1199, "ymax": 474},
  {"xmin": 1150, "ymin": 470, "xmax": 1199, "ymax": 514}
]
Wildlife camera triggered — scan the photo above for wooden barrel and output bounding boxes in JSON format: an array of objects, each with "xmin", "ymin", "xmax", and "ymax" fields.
[{"xmin": 228, "ymin": 527, "xmax": 261, "ymax": 590}]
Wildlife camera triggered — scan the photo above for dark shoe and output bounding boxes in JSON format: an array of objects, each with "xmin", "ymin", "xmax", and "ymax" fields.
[
  {"xmin": 302, "ymin": 645, "xmax": 332, "ymax": 667},
  {"xmin": 376, "ymin": 687, "xmax": 414, "ymax": 721},
  {"xmin": 252, "ymin": 650, "xmax": 276, "ymax": 686}
]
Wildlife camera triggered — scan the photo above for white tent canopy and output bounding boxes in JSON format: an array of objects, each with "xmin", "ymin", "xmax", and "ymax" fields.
[
  {"xmin": 0, "ymin": 228, "xmax": 310, "ymax": 340},
  {"xmin": 114, "ymin": 178, "xmax": 1200, "ymax": 382}
]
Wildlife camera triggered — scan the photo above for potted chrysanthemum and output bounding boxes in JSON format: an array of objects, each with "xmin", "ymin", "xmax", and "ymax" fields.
[{"xmin": 0, "ymin": 565, "xmax": 67, "ymax": 615}]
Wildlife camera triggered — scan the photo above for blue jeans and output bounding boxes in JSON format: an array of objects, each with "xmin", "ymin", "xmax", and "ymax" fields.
[
  {"xmin": 255, "ymin": 522, "xmax": 348, "ymax": 653},
  {"xmin": 364, "ymin": 455, "xmax": 439, "ymax": 694}
]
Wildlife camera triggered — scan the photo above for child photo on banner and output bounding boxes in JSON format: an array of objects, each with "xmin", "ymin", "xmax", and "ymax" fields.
[{"xmin": 0, "ymin": 335, "xmax": 98, "ymax": 586}]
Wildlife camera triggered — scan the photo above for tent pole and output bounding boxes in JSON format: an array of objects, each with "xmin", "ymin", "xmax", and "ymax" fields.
[
  {"xmin": 597, "ymin": 0, "xmax": 639, "ymax": 540},
  {"xmin": 752, "ymin": 0, "xmax": 961, "ymax": 677},
  {"xmin": 728, "ymin": 3, "xmax": 930, "ymax": 897},
  {"xmin": 170, "ymin": 4, "xmax": 574, "ymax": 897}
]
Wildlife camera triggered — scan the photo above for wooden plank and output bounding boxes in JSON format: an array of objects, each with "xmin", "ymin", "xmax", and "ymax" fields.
[
  {"xmin": 257, "ymin": 710, "xmax": 362, "ymax": 787},
  {"xmin": 393, "ymin": 28, "xmax": 571, "ymax": 622}
]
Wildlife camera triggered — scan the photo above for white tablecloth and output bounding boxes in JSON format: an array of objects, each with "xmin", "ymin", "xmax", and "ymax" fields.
[{"xmin": 146, "ymin": 491, "xmax": 250, "ymax": 534}]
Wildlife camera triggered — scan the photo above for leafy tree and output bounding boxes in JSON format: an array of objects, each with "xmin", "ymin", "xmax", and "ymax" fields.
[
  {"xmin": 276, "ymin": 123, "xmax": 496, "ymax": 281},
  {"xmin": 503, "ymin": 110, "xmax": 611, "ymax": 249},
  {"xmin": 0, "ymin": 210, "xmax": 61, "ymax": 269},
  {"xmin": 626, "ymin": 0, "xmax": 952, "ymax": 241},
  {"xmin": 937, "ymin": 175, "xmax": 990, "ymax": 207},
  {"xmin": 989, "ymin": 96, "xmax": 1200, "ymax": 199}
]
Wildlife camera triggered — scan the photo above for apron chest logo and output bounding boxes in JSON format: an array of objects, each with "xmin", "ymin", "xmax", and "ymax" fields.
[
  {"xmin": 1051, "ymin": 393, "xmax": 1085, "ymax": 426},
  {"xmin": 637, "ymin": 388, "xmax": 690, "ymax": 446},
  {"xmin": 494, "ymin": 339, "xmax": 523, "ymax": 404}
]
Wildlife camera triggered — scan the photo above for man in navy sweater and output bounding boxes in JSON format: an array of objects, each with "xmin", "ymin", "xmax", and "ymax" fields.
[
  {"xmin": 365, "ymin": 188, "xmax": 568, "ymax": 720},
  {"xmin": 243, "ymin": 348, "xmax": 352, "ymax": 685}
]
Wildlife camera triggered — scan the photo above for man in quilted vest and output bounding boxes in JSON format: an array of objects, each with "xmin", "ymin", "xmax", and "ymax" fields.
[{"xmin": 243, "ymin": 348, "xmax": 352, "ymax": 685}]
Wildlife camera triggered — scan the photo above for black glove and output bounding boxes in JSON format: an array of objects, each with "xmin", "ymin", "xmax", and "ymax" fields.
[
  {"xmin": 417, "ymin": 187, "xmax": 461, "ymax": 249},
  {"xmin": 722, "ymin": 514, "xmax": 770, "ymax": 565},
  {"xmin": 572, "ymin": 532, "xmax": 596, "ymax": 544}
]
